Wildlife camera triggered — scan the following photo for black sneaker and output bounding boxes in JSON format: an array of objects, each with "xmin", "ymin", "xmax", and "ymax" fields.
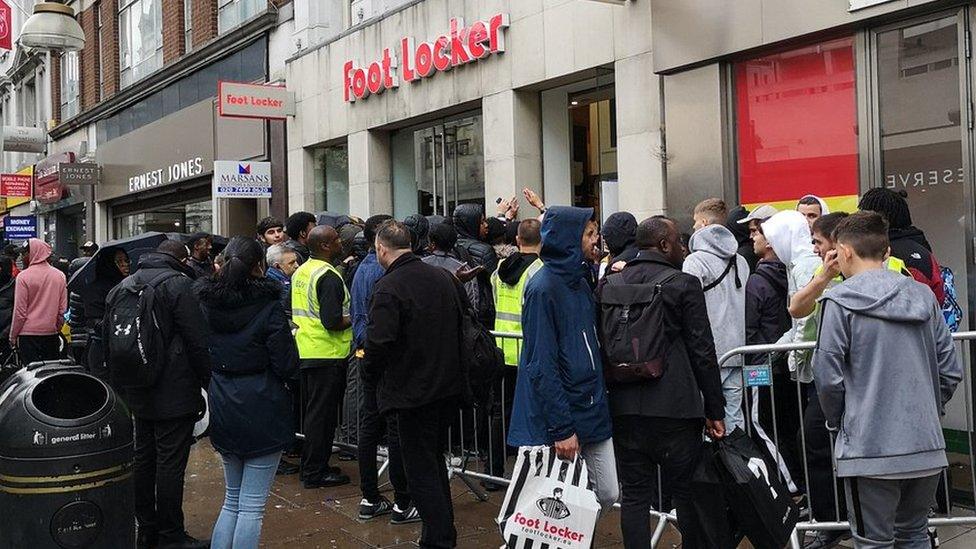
[
  {"xmin": 302, "ymin": 472, "xmax": 351, "ymax": 489},
  {"xmin": 390, "ymin": 504, "xmax": 422, "ymax": 525},
  {"xmin": 359, "ymin": 496, "xmax": 393, "ymax": 520},
  {"xmin": 276, "ymin": 461, "xmax": 299, "ymax": 475},
  {"xmin": 803, "ymin": 530, "xmax": 847, "ymax": 549}
]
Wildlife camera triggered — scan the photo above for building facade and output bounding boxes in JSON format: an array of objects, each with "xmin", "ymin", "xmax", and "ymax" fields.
[
  {"xmin": 283, "ymin": 0, "xmax": 660, "ymax": 224},
  {"xmin": 653, "ymin": 0, "xmax": 976, "ymax": 434},
  {"xmin": 0, "ymin": 0, "xmax": 299, "ymax": 257}
]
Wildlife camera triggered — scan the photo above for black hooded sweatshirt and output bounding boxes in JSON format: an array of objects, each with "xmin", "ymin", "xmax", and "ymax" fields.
[
  {"xmin": 744, "ymin": 259, "xmax": 790, "ymax": 368},
  {"xmin": 453, "ymin": 203, "xmax": 498, "ymax": 328},
  {"xmin": 727, "ymin": 206, "xmax": 758, "ymax": 274},
  {"xmin": 496, "ymin": 252, "xmax": 540, "ymax": 286},
  {"xmin": 602, "ymin": 212, "xmax": 638, "ymax": 266}
]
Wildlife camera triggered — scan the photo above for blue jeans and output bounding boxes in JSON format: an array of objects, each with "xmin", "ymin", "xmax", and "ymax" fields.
[{"xmin": 211, "ymin": 451, "xmax": 281, "ymax": 549}]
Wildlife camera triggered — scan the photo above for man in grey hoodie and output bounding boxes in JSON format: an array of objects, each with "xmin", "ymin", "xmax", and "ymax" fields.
[
  {"xmin": 814, "ymin": 212, "xmax": 961, "ymax": 549},
  {"xmin": 683, "ymin": 223, "xmax": 748, "ymax": 431}
]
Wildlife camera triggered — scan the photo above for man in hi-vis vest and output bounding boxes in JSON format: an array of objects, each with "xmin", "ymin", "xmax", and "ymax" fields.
[
  {"xmin": 487, "ymin": 219, "xmax": 542, "ymax": 482},
  {"xmin": 292, "ymin": 225, "xmax": 353, "ymax": 488}
]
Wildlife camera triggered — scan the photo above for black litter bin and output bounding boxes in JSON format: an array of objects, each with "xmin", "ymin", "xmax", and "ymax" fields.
[{"xmin": 0, "ymin": 360, "xmax": 134, "ymax": 548}]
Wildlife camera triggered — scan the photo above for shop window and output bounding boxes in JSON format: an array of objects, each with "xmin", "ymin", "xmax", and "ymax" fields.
[
  {"xmin": 876, "ymin": 15, "xmax": 966, "ymax": 329},
  {"xmin": 119, "ymin": 0, "xmax": 163, "ymax": 88},
  {"xmin": 313, "ymin": 145, "xmax": 350, "ymax": 214},
  {"xmin": 734, "ymin": 36, "xmax": 858, "ymax": 210},
  {"xmin": 391, "ymin": 115, "xmax": 485, "ymax": 218},
  {"xmin": 60, "ymin": 52, "xmax": 80, "ymax": 120},
  {"xmin": 114, "ymin": 199, "xmax": 213, "ymax": 239},
  {"xmin": 218, "ymin": 0, "xmax": 264, "ymax": 34}
]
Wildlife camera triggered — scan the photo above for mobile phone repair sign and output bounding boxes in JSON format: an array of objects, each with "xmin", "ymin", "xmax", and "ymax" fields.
[{"xmin": 213, "ymin": 161, "xmax": 272, "ymax": 199}]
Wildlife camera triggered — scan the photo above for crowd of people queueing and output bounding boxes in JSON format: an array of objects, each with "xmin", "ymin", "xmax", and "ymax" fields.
[{"xmin": 0, "ymin": 185, "xmax": 963, "ymax": 549}]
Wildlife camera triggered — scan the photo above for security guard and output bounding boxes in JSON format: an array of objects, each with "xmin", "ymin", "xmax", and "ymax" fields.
[
  {"xmin": 292, "ymin": 224, "xmax": 352, "ymax": 489},
  {"xmin": 485, "ymin": 218, "xmax": 543, "ymax": 485},
  {"xmin": 491, "ymin": 218, "xmax": 544, "ymax": 367}
]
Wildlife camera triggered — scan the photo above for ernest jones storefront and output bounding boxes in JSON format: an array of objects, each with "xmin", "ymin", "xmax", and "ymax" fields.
[{"xmin": 95, "ymin": 99, "xmax": 268, "ymax": 240}]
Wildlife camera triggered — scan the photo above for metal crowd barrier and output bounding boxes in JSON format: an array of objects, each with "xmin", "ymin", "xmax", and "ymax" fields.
[
  {"xmin": 717, "ymin": 332, "xmax": 976, "ymax": 549},
  {"xmin": 299, "ymin": 330, "xmax": 976, "ymax": 549}
]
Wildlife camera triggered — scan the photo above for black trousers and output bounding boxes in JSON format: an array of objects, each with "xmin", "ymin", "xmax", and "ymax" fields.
[
  {"xmin": 614, "ymin": 416, "xmax": 706, "ymax": 549},
  {"xmin": 358, "ymin": 374, "xmax": 410, "ymax": 507},
  {"xmin": 805, "ymin": 384, "xmax": 846, "ymax": 522},
  {"xmin": 483, "ymin": 367, "xmax": 518, "ymax": 478},
  {"xmin": 133, "ymin": 416, "xmax": 195, "ymax": 543},
  {"xmin": 17, "ymin": 334, "xmax": 61, "ymax": 365},
  {"xmin": 300, "ymin": 362, "xmax": 347, "ymax": 481},
  {"xmin": 397, "ymin": 400, "xmax": 457, "ymax": 549}
]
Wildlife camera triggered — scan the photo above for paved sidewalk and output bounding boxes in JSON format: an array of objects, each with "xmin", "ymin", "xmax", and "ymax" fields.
[
  {"xmin": 182, "ymin": 440, "xmax": 976, "ymax": 548},
  {"xmin": 182, "ymin": 440, "xmax": 642, "ymax": 548}
]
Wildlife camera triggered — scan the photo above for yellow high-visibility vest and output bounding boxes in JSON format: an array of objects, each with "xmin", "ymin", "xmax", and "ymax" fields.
[
  {"xmin": 291, "ymin": 258, "xmax": 352, "ymax": 359},
  {"xmin": 491, "ymin": 258, "xmax": 543, "ymax": 366}
]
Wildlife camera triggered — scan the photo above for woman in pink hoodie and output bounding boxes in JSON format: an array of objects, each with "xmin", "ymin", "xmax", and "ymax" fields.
[{"xmin": 10, "ymin": 238, "xmax": 67, "ymax": 365}]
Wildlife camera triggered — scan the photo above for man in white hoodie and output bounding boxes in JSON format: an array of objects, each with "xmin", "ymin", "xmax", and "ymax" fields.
[
  {"xmin": 683, "ymin": 221, "xmax": 749, "ymax": 432},
  {"xmin": 760, "ymin": 210, "xmax": 822, "ymax": 495},
  {"xmin": 797, "ymin": 194, "xmax": 830, "ymax": 229}
]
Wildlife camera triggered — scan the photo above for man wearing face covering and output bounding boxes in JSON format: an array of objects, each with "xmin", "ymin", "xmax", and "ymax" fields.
[{"xmin": 600, "ymin": 211, "xmax": 638, "ymax": 278}]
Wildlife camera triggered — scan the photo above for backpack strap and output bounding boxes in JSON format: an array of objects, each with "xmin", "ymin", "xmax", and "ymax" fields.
[{"xmin": 703, "ymin": 257, "xmax": 741, "ymax": 292}]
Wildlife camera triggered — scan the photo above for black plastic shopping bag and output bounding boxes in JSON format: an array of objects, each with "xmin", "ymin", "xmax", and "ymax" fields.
[{"xmin": 716, "ymin": 428, "xmax": 799, "ymax": 549}]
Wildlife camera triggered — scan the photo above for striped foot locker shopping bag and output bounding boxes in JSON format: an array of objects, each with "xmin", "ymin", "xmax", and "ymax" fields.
[{"xmin": 496, "ymin": 446, "xmax": 600, "ymax": 549}]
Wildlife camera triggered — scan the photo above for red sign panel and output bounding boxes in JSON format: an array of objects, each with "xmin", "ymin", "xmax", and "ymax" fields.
[
  {"xmin": 1, "ymin": 174, "xmax": 32, "ymax": 198},
  {"xmin": 343, "ymin": 13, "xmax": 509, "ymax": 102},
  {"xmin": 34, "ymin": 152, "xmax": 75, "ymax": 204},
  {"xmin": 0, "ymin": 1, "xmax": 11, "ymax": 51},
  {"xmin": 734, "ymin": 37, "xmax": 858, "ymax": 206}
]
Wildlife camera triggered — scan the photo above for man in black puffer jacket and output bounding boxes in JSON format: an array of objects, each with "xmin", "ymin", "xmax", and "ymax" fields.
[
  {"xmin": 452, "ymin": 203, "xmax": 497, "ymax": 329},
  {"xmin": 103, "ymin": 239, "xmax": 212, "ymax": 549}
]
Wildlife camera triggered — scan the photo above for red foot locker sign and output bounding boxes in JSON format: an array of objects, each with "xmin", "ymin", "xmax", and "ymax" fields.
[{"xmin": 343, "ymin": 13, "xmax": 509, "ymax": 102}]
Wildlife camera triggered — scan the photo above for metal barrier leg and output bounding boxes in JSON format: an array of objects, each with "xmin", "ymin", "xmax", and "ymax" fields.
[
  {"xmin": 789, "ymin": 528, "xmax": 802, "ymax": 549},
  {"xmin": 649, "ymin": 513, "xmax": 669, "ymax": 548}
]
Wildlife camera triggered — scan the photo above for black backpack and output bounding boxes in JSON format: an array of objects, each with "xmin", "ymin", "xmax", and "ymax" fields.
[
  {"xmin": 451, "ymin": 276, "xmax": 504, "ymax": 408},
  {"xmin": 598, "ymin": 269, "xmax": 678, "ymax": 385},
  {"xmin": 104, "ymin": 271, "xmax": 181, "ymax": 389}
]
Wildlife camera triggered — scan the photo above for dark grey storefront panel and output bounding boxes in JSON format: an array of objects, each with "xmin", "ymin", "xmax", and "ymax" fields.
[
  {"xmin": 651, "ymin": 0, "xmax": 945, "ymax": 73},
  {"xmin": 95, "ymin": 100, "xmax": 216, "ymax": 202}
]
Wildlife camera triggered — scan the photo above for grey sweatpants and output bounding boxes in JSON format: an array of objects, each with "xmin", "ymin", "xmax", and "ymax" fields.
[
  {"xmin": 844, "ymin": 474, "xmax": 940, "ymax": 549},
  {"xmin": 579, "ymin": 437, "xmax": 620, "ymax": 512}
]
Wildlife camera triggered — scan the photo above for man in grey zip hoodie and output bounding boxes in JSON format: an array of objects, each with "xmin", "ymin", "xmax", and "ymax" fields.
[
  {"xmin": 813, "ymin": 212, "xmax": 961, "ymax": 549},
  {"xmin": 683, "ymin": 224, "xmax": 748, "ymax": 431}
]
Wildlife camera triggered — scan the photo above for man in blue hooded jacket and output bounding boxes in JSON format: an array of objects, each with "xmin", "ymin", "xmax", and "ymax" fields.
[{"xmin": 508, "ymin": 206, "xmax": 618, "ymax": 509}]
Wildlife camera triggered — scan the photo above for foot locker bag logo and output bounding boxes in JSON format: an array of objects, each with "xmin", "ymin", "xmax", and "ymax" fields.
[{"xmin": 497, "ymin": 447, "xmax": 600, "ymax": 549}]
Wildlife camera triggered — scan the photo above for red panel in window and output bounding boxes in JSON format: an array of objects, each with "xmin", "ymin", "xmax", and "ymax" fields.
[{"xmin": 735, "ymin": 37, "xmax": 858, "ymax": 205}]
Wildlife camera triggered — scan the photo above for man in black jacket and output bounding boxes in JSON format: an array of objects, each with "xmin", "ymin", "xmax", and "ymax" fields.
[
  {"xmin": 364, "ymin": 220, "xmax": 465, "ymax": 549},
  {"xmin": 452, "ymin": 203, "xmax": 497, "ymax": 329},
  {"xmin": 602, "ymin": 216, "xmax": 726, "ymax": 549},
  {"xmin": 107, "ymin": 239, "xmax": 212, "ymax": 549}
]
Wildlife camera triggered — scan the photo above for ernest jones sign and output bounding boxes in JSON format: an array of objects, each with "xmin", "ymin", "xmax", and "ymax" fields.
[{"xmin": 343, "ymin": 13, "xmax": 509, "ymax": 102}]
